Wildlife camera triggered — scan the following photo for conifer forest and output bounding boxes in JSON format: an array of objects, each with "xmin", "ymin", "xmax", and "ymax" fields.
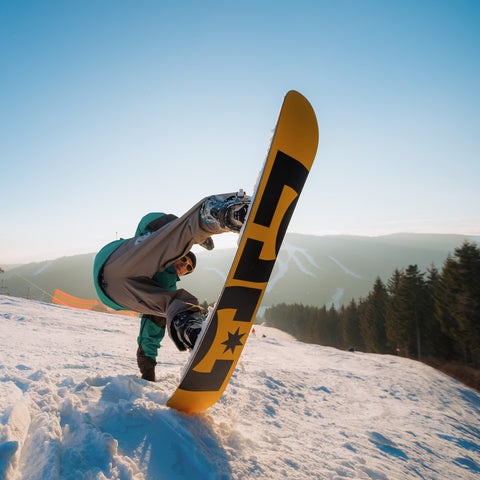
[{"xmin": 264, "ymin": 242, "xmax": 480, "ymax": 384}]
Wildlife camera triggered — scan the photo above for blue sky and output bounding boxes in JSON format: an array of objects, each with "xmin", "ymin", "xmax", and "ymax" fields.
[{"xmin": 1, "ymin": 0, "xmax": 479, "ymax": 264}]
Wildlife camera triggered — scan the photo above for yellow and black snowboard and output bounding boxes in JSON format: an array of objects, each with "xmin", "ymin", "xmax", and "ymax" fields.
[{"xmin": 167, "ymin": 90, "xmax": 319, "ymax": 414}]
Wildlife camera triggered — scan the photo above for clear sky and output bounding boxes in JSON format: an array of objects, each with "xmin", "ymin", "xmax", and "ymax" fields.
[{"xmin": 1, "ymin": 0, "xmax": 479, "ymax": 264}]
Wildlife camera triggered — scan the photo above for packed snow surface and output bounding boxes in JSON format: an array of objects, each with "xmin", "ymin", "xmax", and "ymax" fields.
[{"xmin": 1, "ymin": 295, "xmax": 479, "ymax": 479}]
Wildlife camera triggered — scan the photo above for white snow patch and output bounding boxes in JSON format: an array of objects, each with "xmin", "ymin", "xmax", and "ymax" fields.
[
  {"xmin": 267, "ymin": 242, "xmax": 319, "ymax": 293},
  {"xmin": 33, "ymin": 262, "xmax": 52, "ymax": 276},
  {"xmin": 326, "ymin": 287, "xmax": 345, "ymax": 309},
  {"xmin": 1, "ymin": 295, "xmax": 479, "ymax": 479},
  {"xmin": 329, "ymin": 256, "xmax": 363, "ymax": 279}
]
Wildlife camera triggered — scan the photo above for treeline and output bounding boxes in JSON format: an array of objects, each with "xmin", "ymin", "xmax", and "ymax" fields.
[{"xmin": 264, "ymin": 241, "xmax": 480, "ymax": 367}]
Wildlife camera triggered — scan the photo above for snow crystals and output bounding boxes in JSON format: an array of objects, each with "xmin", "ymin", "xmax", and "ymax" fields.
[{"xmin": 1, "ymin": 295, "xmax": 479, "ymax": 479}]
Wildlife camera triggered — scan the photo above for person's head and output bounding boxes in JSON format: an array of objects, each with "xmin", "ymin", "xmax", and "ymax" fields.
[{"xmin": 173, "ymin": 251, "xmax": 196, "ymax": 277}]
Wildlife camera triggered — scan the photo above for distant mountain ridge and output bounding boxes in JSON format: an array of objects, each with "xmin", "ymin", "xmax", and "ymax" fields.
[{"xmin": 1, "ymin": 233, "xmax": 477, "ymax": 311}]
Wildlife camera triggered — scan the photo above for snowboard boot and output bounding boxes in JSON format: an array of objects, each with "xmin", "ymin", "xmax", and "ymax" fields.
[
  {"xmin": 200, "ymin": 190, "xmax": 251, "ymax": 233},
  {"xmin": 172, "ymin": 308, "xmax": 206, "ymax": 351},
  {"xmin": 137, "ymin": 344, "xmax": 156, "ymax": 382}
]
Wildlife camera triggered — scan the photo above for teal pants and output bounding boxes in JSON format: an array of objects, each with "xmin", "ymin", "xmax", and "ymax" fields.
[{"xmin": 137, "ymin": 316, "xmax": 166, "ymax": 360}]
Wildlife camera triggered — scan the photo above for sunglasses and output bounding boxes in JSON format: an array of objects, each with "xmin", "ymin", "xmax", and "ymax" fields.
[{"xmin": 179, "ymin": 256, "xmax": 194, "ymax": 273}]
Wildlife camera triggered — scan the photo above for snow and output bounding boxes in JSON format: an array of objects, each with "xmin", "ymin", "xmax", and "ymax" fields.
[
  {"xmin": 267, "ymin": 242, "xmax": 319, "ymax": 293},
  {"xmin": 329, "ymin": 256, "xmax": 362, "ymax": 279},
  {"xmin": 33, "ymin": 262, "xmax": 53, "ymax": 276},
  {"xmin": 327, "ymin": 287, "xmax": 345, "ymax": 310},
  {"xmin": 1, "ymin": 295, "xmax": 480, "ymax": 479}
]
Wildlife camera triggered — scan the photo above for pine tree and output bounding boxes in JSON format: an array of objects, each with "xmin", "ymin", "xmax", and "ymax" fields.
[
  {"xmin": 436, "ymin": 242, "xmax": 480, "ymax": 365},
  {"xmin": 342, "ymin": 299, "xmax": 364, "ymax": 351},
  {"xmin": 314, "ymin": 305, "xmax": 328, "ymax": 344},
  {"xmin": 423, "ymin": 265, "xmax": 452, "ymax": 358},
  {"xmin": 325, "ymin": 306, "xmax": 342, "ymax": 348},
  {"xmin": 263, "ymin": 241, "xmax": 480, "ymax": 368},
  {"xmin": 359, "ymin": 277, "xmax": 388, "ymax": 353},
  {"xmin": 387, "ymin": 268, "xmax": 403, "ymax": 295},
  {"xmin": 385, "ymin": 265, "xmax": 427, "ymax": 359}
]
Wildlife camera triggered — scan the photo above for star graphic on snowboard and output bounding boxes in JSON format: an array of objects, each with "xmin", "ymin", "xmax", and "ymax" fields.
[{"xmin": 221, "ymin": 328, "xmax": 246, "ymax": 354}]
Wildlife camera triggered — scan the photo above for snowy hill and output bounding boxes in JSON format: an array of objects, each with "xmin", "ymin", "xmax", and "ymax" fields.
[
  {"xmin": 2, "ymin": 233, "xmax": 476, "ymax": 310},
  {"xmin": 1, "ymin": 296, "xmax": 479, "ymax": 479}
]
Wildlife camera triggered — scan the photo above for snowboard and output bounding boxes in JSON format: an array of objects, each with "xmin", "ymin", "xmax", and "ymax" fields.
[{"xmin": 167, "ymin": 90, "xmax": 319, "ymax": 414}]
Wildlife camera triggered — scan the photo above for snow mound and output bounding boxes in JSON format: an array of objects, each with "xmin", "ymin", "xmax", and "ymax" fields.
[{"xmin": 1, "ymin": 295, "xmax": 479, "ymax": 479}]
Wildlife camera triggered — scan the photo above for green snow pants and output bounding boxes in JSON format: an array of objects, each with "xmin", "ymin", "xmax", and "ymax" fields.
[{"xmin": 137, "ymin": 315, "xmax": 166, "ymax": 360}]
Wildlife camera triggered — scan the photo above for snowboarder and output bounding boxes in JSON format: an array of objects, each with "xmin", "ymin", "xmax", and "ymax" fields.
[{"xmin": 93, "ymin": 192, "xmax": 250, "ymax": 381}]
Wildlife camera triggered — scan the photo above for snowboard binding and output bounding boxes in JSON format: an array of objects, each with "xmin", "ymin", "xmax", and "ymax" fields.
[
  {"xmin": 200, "ymin": 190, "xmax": 251, "ymax": 233},
  {"xmin": 168, "ymin": 306, "xmax": 206, "ymax": 351}
]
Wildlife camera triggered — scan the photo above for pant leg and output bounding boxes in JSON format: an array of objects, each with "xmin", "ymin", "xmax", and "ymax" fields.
[
  {"xmin": 137, "ymin": 315, "xmax": 166, "ymax": 360},
  {"xmin": 101, "ymin": 196, "xmax": 231, "ymax": 317},
  {"xmin": 103, "ymin": 274, "xmax": 198, "ymax": 317}
]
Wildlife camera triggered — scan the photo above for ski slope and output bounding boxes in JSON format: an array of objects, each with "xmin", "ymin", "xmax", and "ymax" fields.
[{"xmin": 1, "ymin": 295, "xmax": 479, "ymax": 479}]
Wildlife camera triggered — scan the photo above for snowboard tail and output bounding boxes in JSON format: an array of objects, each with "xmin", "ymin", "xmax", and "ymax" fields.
[{"xmin": 167, "ymin": 91, "xmax": 319, "ymax": 413}]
